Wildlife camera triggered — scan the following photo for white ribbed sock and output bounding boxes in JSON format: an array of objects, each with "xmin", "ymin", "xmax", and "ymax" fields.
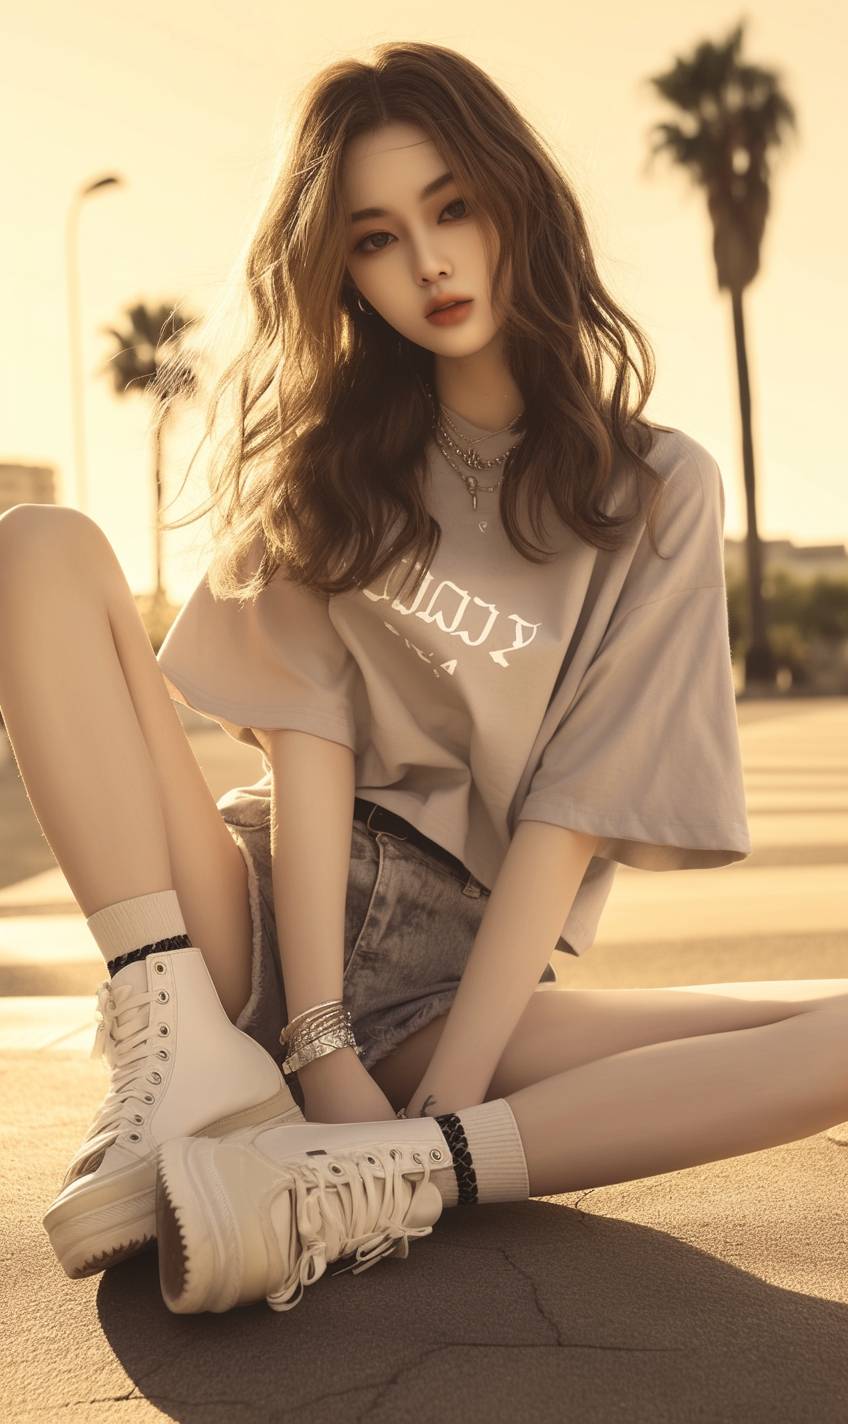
[
  {"xmin": 431, "ymin": 1098, "xmax": 530, "ymax": 1207},
  {"xmin": 86, "ymin": 888, "xmax": 191, "ymax": 978}
]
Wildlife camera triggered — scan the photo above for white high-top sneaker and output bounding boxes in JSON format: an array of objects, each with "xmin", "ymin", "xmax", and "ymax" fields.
[
  {"xmin": 155, "ymin": 1115, "xmax": 454, "ymax": 1314},
  {"xmin": 42, "ymin": 946, "xmax": 304, "ymax": 1279}
]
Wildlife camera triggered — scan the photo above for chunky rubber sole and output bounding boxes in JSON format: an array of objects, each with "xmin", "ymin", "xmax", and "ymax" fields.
[
  {"xmin": 43, "ymin": 1083, "xmax": 303, "ymax": 1280},
  {"xmin": 156, "ymin": 1136, "xmax": 240, "ymax": 1314}
]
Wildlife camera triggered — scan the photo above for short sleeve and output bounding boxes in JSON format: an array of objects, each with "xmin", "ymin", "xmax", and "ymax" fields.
[
  {"xmin": 156, "ymin": 536, "xmax": 359, "ymax": 758},
  {"xmin": 516, "ymin": 443, "xmax": 752, "ymax": 870}
]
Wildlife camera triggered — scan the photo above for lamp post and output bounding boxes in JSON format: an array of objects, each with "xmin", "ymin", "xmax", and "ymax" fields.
[{"xmin": 65, "ymin": 174, "xmax": 124, "ymax": 512}]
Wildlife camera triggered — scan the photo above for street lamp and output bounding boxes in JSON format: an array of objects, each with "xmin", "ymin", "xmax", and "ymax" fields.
[{"xmin": 65, "ymin": 174, "xmax": 124, "ymax": 512}]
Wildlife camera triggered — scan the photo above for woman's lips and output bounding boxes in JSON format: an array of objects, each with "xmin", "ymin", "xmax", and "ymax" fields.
[{"xmin": 426, "ymin": 300, "xmax": 474, "ymax": 326}]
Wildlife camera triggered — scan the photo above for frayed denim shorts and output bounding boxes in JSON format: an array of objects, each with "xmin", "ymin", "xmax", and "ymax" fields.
[{"xmin": 215, "ymin": 776, "xmax": 558, "ymax": 1107}]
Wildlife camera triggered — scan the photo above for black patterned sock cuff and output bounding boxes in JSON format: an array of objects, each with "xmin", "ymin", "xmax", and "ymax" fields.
[
  {"xmin": 107, "ymin": 934, "xmax": 193, "ymax": 978},
  {"xmin": 434, "ymin": 1111, "xmax": 479, "ymax": 1205}
]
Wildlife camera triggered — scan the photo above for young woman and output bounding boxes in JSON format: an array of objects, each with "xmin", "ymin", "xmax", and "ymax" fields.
[{"xmin": 4, "ymin": 41, "xmax": 846, "ymax": 1311}]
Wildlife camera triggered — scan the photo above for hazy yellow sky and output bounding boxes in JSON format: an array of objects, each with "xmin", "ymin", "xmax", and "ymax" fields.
[{"xmin": 3, "ymin": 0, "xmax": 845, "ymax": 601}]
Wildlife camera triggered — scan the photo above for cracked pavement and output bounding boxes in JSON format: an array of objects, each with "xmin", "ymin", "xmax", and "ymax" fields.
[{"xmin": 2, "ymin": 699, "xmax": 848, "ymax": 1421}]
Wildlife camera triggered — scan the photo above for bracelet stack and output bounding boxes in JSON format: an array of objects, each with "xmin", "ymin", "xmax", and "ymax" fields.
[{"xmin": 278, "ymin": 998, "xmax": 363, "ymax": 1078}]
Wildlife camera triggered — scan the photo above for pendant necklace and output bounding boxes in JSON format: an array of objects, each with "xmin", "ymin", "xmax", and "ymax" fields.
[{"xmin": 426, "ymin": 383, "xmax": 524, "ymax": 534}]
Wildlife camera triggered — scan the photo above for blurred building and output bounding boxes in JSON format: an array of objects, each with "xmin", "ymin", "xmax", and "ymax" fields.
[
  {"xmin": 1, "ymin": 460, "xmax": 845, "ymax": 584},
  {"xmin": 724, "ymin": 535, "xmax": 848, "ymax": 583},
  {"xmin": 0, "ymin": 463, "xmax": 57, "ymax": 515}
]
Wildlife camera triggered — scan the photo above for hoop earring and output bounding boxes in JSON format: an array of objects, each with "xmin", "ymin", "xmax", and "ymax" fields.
[{"xmin": 354, "ymin": 292, "xmax": 406, "ymax": 357}]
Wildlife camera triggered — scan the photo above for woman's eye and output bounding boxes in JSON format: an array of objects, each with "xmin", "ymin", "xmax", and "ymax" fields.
[{"xmin": 355, "ymin": 197, "xmax": 469, "ymax": 255}]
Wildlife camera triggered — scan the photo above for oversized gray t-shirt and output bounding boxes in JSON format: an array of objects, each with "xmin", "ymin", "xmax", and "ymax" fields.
[{"xmin": 156, "ymin": 413, "xmax": 751, "ymax": 957}]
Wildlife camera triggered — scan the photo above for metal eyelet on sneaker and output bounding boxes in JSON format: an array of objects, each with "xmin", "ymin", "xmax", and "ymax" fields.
[
  {"xmin": 154, "ymin": 962, "xmax": 166, "ymax": 974},
  {"xmin": 133, "ymin": 1114, "xmax": 143, "ymax": 1124},
  {"xmin": 157, "ymin": 1049, "xmax": 169, "ymax": 1060},
  {"xmin": 412, "ymin": 1151, "xmax": 422, "ymax": 1163},
  {"xmin": 157, "ymin": 990, "xmax": 169, "ymax": 1003},
  {"xmin": 329, "ymin": 1163, "xmax": 344, "ymax": 1174},
  {"xmin": 365, "ymin": 1155, "xmax": 377, "ymax": 1165},
  {"xmin": 430, "ymin": 1148, "xmax": 443, "ymax": 1161},
  {"xmin": 389, "ymin": 1148, "xmax": 401, "ymax": 1159},
  {"xmin": 143, "ymin": 1093, "xmax": 155, "ymax": 1104},
  {"xmin": 158, "ymin": 1023, "xmax": 170, "ymax": 1036},
  {"xmin": 128, "ymin": 1132, "xmax": 141, "ymax": 1142},
  {"xmin": 147, "ymin": 1071, "xmax": 162, "ymax": 1084}
]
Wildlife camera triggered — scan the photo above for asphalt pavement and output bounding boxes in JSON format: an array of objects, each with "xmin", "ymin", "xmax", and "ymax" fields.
[{"xmin": 1, "ymin": 697, "xmax": 847, "ymax": 1422}]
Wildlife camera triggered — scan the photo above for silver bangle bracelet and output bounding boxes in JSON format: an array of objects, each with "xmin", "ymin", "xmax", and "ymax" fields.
[
  {"xmin": 281, "ymin": 1034, "xmax": 364, "ymax": 1076},
  {"xmin": 279, "ymin": 998, "xmax": 362, "ymax": 1077},
  {"xmin": 279, "ymin": 998, "xmax": 345, "ymax": 1047}
]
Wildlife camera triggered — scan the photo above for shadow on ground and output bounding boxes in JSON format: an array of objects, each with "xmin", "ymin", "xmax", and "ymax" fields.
[{"xmin": 4, "ymin": 1052, "xmax": 848, "ymax": 1423}]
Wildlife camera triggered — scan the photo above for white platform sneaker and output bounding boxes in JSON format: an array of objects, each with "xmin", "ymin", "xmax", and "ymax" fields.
[
  {"xmin": 42, "ymin": 946, "xmax": 304, "ymax": 1279},
  {"xmin": 155, "ymin": 1115, "xmax": 454, "ymax": 1314}
]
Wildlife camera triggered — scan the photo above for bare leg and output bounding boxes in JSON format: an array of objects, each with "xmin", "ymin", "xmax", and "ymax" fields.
[
  {"xmin": 505, "ymin": 995, "xmax": 848, "ymax": 1195},
  {"xmin": 1, "ymin": 531, "xmax": 170, "ymax": 913},
  {"xmin": 0, "ymin": 505, "xmax": 252, "ymax": 1019},
  {"xmin": 376, "ymin": 978, "xmax": 848, "ymax": 1111}
]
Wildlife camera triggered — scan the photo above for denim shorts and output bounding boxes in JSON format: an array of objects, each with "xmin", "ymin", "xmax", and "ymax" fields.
[{"xmin": 215, "ymin": 776, "xmax": 558, "ymax": 1108}]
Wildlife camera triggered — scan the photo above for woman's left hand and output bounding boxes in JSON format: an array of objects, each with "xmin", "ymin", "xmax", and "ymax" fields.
[{"xmin": 299, "ymin": 1048, "xmax": 401, "ymax": 1123}]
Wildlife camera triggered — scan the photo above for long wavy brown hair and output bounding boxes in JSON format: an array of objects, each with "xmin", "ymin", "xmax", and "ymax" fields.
[{"xmin": 156, "ymin": 40, "xmax": 671, "ymax": 608}]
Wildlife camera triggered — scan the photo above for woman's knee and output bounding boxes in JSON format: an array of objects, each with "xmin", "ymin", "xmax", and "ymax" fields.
[
  {"xmin": 0, "ymin": 504, "xmax": 110, "ymax": 587},
  {"xmin": 669, "ymin": 979, "xmax": 848, "ymax": 1008}
]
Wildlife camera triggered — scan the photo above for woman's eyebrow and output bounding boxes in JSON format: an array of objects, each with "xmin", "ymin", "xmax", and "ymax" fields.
[{"xmin": 348, "ymin": 170, "xmax": 454, "ymax": 224}]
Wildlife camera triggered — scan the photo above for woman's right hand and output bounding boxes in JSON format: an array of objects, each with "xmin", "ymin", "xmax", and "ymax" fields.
[{"xmin": 297, "ymin": 1045, "xmax": 399, "ymax": 1124}]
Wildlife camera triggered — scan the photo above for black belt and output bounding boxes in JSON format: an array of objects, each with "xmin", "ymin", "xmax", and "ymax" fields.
[
  {"xmin": 353, "ymin": 797, "xmax": 565, "ymax": 976},
  {"xmin": 353, "ymin": 797, "xmax": 473, "ymax": 886}
]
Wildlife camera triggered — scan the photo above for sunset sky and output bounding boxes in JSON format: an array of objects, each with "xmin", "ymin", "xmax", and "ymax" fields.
[{"xmin": 3, "ymin": 0, "xmax": 844, "ymax": 602}]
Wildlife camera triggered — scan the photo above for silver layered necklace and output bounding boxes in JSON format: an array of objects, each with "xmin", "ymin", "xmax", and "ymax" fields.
[{"xmin": 426, "ymin": 383, "xmax": 524, "ymax": 534}]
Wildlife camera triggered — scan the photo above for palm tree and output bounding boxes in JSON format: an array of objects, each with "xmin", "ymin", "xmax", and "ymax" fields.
[
  {"xmin": 642, "ymin": 19, "xmax": 798, "ymax": 690},
  {"xmin": 98, "ymin": 301, "xmax": 201, "ymax": 608}
]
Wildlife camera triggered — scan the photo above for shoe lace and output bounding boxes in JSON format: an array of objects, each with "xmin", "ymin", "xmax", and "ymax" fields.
[
  {"xmin": 266, "ymin": 1146, "xmax": 437, "ymax": 1312},
  {"xmin": 80, "ymin": 980, "xmax": 160, "ymax": 1147}
]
